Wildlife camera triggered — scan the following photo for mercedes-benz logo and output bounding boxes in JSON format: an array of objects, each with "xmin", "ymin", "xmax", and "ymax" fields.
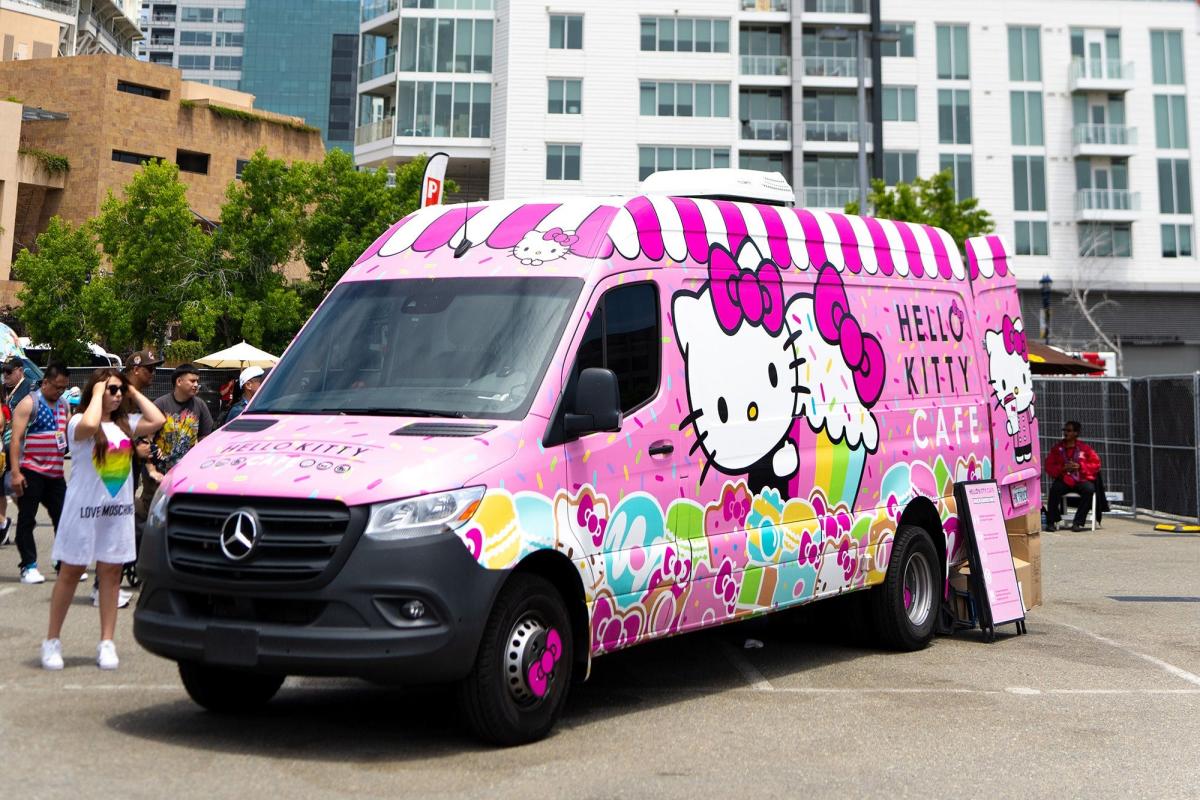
[{"xmin": 219, "ymin": 510, "xmax": 260, "ymax": 561}]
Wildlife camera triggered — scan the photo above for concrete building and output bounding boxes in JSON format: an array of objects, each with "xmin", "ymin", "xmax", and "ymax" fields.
[
  {"xmin": 139, "ymin": 0, "xmax": 359, "ymax": 152},
  {"xmin": 1, "ymin": 0, "xmax": 141, "ymax": 59},
  {"xmin": 0, "ymin": 53, "xmax": 325, "ymax": 280},
  {"xmin": 354, "ymin": 0, "xmax": 1200, "ymax": 375}
]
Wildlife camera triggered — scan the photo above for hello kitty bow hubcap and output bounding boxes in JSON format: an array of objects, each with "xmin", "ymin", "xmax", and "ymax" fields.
[{"xmin": 505, "ymin": 616, "xmax": 564, "ymax": 706}]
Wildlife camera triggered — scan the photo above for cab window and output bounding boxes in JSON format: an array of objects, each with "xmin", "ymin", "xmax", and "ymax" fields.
[{"xmin": 568, "ymin": 282, "xmax": 660, "ymax": 414}]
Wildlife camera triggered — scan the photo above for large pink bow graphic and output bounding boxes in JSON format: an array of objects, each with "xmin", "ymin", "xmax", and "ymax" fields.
[
  {"xmin": 708, "ymin": 244, "xmax": 785, "ymax": 335},
  {"xmin": 813, "ymin": 264, "xmax": 886, "ymax": 407},
  {"xmin": 1002, "ymin": 316, "xmax": 1027, "ymax": 357},
  {"xmin": 542, "ymin": 227, "xmax": 578, "ymax": 247}
]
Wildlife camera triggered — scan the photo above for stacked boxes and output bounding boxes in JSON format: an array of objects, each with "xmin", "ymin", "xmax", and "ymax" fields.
[{"xmin": 1004, "ymin": 508, "xmax": 1043, "ymax": 609}]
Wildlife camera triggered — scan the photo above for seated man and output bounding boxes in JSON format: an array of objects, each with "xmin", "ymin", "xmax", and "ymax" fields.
[{"xmin": 1044, "ymin": 420, "xmax": 1102, "ymax": 531}]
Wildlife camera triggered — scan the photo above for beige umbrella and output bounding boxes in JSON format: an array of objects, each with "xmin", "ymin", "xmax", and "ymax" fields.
[{"xmin": 195, "ymin": 341, "xmax": 279, "ymax": 369}]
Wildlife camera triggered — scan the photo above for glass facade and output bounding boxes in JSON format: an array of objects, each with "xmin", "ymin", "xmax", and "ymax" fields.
[{"xmin": 240, "ymin": 0, "xmax": 360, "ymax": 153}]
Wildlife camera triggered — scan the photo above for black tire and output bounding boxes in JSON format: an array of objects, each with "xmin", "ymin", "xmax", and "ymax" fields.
[
  {"xmin": 870, "ymin": 524, "xmax": 940, "ymax": 651},
  {"xmin": 458, "ymin": 573, "xmax": 573, "ymax": 746},
  {"xmin": 178, "ymin": 662, "xmax": 284, "ymax": 714}
]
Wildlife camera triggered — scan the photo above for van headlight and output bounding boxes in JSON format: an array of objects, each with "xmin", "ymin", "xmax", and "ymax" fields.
[
  {"xmin": 365, "ymin": 487, "xmax": 485, "ymax": 541},
  {"xmin": 147, "ymin": 487, "xmax": 170, "ymax": 528}
]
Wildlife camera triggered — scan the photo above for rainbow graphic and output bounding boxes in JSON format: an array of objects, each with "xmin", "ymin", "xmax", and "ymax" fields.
[
  {"xmin": 94, "ymin": 438, "xmax": 132, "ymax": 498},
  {"xmin": 790, "ymin": 423, "xmax": 868, "ymax": 511}
]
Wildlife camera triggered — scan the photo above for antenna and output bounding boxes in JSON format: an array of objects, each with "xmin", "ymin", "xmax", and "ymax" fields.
[{"xmin": 454, "ymin": 191, "xmax": 472, "ymax": 258}]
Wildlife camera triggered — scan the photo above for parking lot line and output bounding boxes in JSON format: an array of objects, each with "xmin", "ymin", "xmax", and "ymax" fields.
[
  {"xmin": 719, "ymin": 641, "xmax": 774, "ymax": 692},
  {"xmin": 0, "ymin": 587, "xmax": 16, "ymax": 598},
  {"xmin": 1047, "ymin": 619, "xmax": 1200, "ymax": 688}
]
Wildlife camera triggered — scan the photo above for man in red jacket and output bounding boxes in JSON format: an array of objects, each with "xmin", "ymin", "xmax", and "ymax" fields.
[{"xmin": 1044, "ymin": 420, "xmax": 1102, "ymax": 531}]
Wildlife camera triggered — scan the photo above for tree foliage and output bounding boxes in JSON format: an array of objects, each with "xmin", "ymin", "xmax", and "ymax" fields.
[{"xmin": 845, "ymin": 169, "xmax": 994, "ymax": 250}]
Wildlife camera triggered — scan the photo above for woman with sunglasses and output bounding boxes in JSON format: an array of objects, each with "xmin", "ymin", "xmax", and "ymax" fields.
[{"xmin": 41, "ymin": 368, "xmax": 164, "ymax": 670}]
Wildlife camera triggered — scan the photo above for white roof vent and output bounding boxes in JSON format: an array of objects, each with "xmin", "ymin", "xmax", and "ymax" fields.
[{"xmin": 640, "ymin": 168, "xmax": 795, "ymax": 206}]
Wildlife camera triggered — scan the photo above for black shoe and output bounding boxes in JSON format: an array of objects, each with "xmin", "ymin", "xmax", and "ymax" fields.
[
  {"xmin": 0, "ymin": 517, "xmax": 10, "ymax": 546},
  {"xmin": 1043, "ymin": 523, "xmax": 1057, "ymax": 532},
  {"xmin": 1070, "ymin": 523, "xmax": 1086, "ymax": 532}
]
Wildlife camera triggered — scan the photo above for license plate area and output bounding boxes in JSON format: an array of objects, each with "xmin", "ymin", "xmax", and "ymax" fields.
[
  {"xmin": 204, "ymin": 625, "xmax": 259, "ymax": 667},
  {"xmin": 1010, "ymin": 482, "xmax": 1029, "ymax": 508}
]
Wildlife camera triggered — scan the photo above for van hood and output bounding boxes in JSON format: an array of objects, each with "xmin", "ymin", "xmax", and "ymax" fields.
[{"xmin": 162, "ymin": 415, "xmax": 525, "ymax": 508}]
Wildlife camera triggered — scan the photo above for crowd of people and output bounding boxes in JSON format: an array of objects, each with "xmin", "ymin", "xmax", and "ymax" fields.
[{"xmin": 0, "ymin": 351, "xmax": 264, "ymax": 671}]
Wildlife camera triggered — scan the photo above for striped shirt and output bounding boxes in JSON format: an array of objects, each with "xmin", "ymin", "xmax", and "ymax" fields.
[{"xmin": 20, "ymin": 391, "xmax": 68, "ymax": 478}]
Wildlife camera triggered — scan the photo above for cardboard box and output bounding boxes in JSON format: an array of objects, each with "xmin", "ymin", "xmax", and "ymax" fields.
[
  {"xmin": 1004, "ymin": 507, "xmax": 1042, "ymax": 536},
  {"xmin": 1007, "ymin": 532, "xmax": 1042, "ymax": 609},
  {"xmin": 952, "ymin": 558, "xmax": 1038, "ymax": 612}
]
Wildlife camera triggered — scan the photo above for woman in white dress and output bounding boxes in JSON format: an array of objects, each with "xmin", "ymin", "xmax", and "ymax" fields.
[{"xmin": 41, "ymin": 368, "xmax": 164, "ymax": 670}]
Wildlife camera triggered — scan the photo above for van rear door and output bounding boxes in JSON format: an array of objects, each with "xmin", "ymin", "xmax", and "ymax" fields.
[{"xmin": 966, "ymin": 235, "xmax": 1042, "ymax": 519}]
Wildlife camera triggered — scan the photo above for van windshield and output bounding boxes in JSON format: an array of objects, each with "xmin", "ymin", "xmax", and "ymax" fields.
[{"xmin": 251, "ymin": 277, "xmax": 582, "ymax": 420}]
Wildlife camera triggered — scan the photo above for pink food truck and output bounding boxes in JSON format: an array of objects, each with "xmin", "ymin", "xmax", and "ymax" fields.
[{"xmin": 135, "ymin": 175, "xmax": 1040, "ymax": 744}]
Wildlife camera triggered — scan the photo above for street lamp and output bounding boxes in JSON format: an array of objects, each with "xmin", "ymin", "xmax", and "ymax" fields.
[
  {"xmin": 1039, "ymin": 274, "xmax": 1053, "ymax": 344},
  {"xmin": 818, "ymin": 25, "xmax": 900, "ymax": 214}
]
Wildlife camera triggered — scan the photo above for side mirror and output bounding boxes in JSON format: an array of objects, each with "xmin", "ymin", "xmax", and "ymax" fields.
[{"xmin": 564, "ymin": 367, "xmax": 622, "ymax": 436}]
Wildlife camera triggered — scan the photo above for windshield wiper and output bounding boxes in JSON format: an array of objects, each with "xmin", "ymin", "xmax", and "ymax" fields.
[{"xmin": 318, "ymin": 407, "xmax": 467, "ymax": 418}]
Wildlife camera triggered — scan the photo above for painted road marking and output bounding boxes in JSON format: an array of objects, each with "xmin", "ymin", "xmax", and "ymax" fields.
[
  {"xmin": 1048, "ymin": 620, "xmax": 1200, "ymax": 688},
  {"xmin": 0, "ymin": 587, "xmax": 16, "ymax": 598},
  {"xmin": 719, "ymin": 641, "xmax": 774, "ymax": 692}
]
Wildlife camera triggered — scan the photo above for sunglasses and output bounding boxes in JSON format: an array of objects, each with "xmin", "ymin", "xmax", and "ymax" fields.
[{"xmin": 106, "ymin": 385, "xmax": 125, "ymax": 396}]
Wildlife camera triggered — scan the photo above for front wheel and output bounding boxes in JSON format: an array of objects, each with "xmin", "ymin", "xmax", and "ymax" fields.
[
  {"xmin": 458, "ymin": 574, "xmax": 573, "ymax": 746},
  {"xmin": 870, "ymin": 525, "xmax": 939, "ymax": 651},
  {"xmin": 178, "ymin": 662, "xmax": 284, "ymax": 713}
]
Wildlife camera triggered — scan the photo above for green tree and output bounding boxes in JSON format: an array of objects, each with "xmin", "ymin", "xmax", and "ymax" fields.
[
  {"xmin": 94, "ymin": 159, "xmax": 211, "ymax": 348},
  {"xmin": 12, "ymin": 217, "xmax": 131, "ymax": 363},
  {"xmin": 845, "ymin": 169, "xmax": 994, "ymax": 250}
]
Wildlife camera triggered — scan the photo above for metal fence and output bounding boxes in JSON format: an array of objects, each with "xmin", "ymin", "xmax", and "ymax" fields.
[
  {"xmin": 65, "ymin": 366, "xmax": 240, "ymax": 422},
  {"xmin": 1034, "ymin": 374, "xmax": 1200, "ymax": 522}
]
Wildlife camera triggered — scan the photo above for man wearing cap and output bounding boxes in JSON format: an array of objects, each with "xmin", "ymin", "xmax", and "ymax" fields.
[
  {"xmin": 124, "ymin": 349, "xmax": 162, "ymax": 396},
  {"xmin": 0, "ymin": 357, "xmax": 36, "ymax": 545},
  {"xmin": 225, "ymin": 366, "xmax": 264, "ymax": 424}
]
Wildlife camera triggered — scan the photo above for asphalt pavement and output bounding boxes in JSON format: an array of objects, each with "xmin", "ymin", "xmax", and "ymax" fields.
[{"xmin": 1, "ymin": 510, "xmax": 1197, "ymax": 799}]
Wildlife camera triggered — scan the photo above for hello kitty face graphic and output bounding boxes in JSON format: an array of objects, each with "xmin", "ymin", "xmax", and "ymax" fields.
[
  {"xmin": 984, "ymin": 316, "xmax": 1033, "ymax": 417},
  {"xmin": 511, "ymin": 227, "xmax": 577, "ymax": 266},
  {"xmin": 672, "ymin": 240, "xmax": 808, "ymax": 486}
]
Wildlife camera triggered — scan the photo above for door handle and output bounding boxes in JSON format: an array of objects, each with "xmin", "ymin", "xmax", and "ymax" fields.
[{"xmin": 648, "ymin": 440, "xmax": 674, "ymax": 457}]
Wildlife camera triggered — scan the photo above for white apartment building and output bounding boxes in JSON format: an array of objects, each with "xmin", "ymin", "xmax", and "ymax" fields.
[
  {"xmin": 356, "ymin": 0, "xmax": 1200, "ymax": 374},
  {"xmin": 138, "ymin": 0, "xmax": 244, "ymax": 87},
  {"xmin": 1, "ymin": 0, "xmax": 141, "ymax": 58}
]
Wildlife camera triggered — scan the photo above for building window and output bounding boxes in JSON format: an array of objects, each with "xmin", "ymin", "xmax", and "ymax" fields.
[
  {"xmin": 1078, "ymin": 223, "xmax": 1131, "ymax": 258},
  {"xmin": 214, "ymin": 56, "xmax": 242, "ymax": 71},
  {"xmin": 398, "ymin": 18, "xmax": 493, "ymax": 74},
  {"xmin": 1013, "ymin": 156, "xmax": 1047, "ymax": 212},
  {"xmin": 235, "ymin": 159, "xmax": 250, "ymax": 180},
  {"xmin": 1154, "ymin": 95, "xmax": 1188, "ymax": 149},
  {"xmin": 211, "ymin": 79, "xmax": 240, "ymax": 89},
  {"xmin": 1007, "ymin": 26, "xmax": 1041, "ymax": 82},
  {"xmin": 547, "ymin": 79, "xmax": 581, "ymax": 114},
  {"xmin": 1162, "ymin": 224, "xmax": 1193, "ymax": 258},
  {"xmin": 176, "ymin": 149, "xmax": 210, "ymax": 175},
  {"xmin": 641, "ymin": 17, "xmax": 730, "ymax": 53},
  {"xmin": 396, "ymin": 80, "xmax": 491, "ymax": 138},
  {"xmin": 1150, "ymin": 30, "xmax": 1184, "ymax": 85},
  {"xmin": 639, "ymin": 81, "xmax": 729, "ymax": 118},
  {"xmin": 178, "ymin": 54, "xmax": 211, "ymax": 70},
  {"xmin": 1014, "ymin": 221, "xmax": 1049, "ymax": 256},
  {"xmin": 179, "ymin": 31, "xmax": 212, "ymax": 47},
  {"xmin": 882, "ymin": 87, "xmax": 916, "ymax": 122},
  {"xmin": 639, "ymin": 146, "xmax": 730, "ymax": 180},
  {"xmin": 937, "ymin": 89, "xmax": 970, "ymax": 144},
  {"xmin": 744, "ymin": 152, "xmax": 791, "ymax": 175},
  {"xmin": 883, "ymin": 151, "xmax": 918, "ymax": 185},
  {"xmin": 1010, "ymin": 91, "xmax": 1044, "ymax": 146},
  {"xmin": 217, "ymin": 7, "xmax": 243, "ymax": 23},
  {"xmin": 936, "ymin": 24, "xmax": 969, "ymax": 80},
  {"xmin": 402, "ymin": 0, "xmax": 493, "ymax": 5},
  {"xmin": 1158, "ymin": 158, "xmax": 1192, "ymax": 214},
  {"xmin": 568, "ymin": 283, "xmax": 660, "ymax": 415},
  {"xmin": 215, "ymin": 31, "xmax": 243, "ymax": 47},
  {"xmin": 939, "ymin": 153, "xmax": 973, "ymax": 200},
  {"xmin": 116, "ymin": 80, "xmax": 168, "ymax": 100},
  {"xmin": 547, "ymin": 143, "xmax": 581, "ymax": 181},
  {"xmin": 549, "ymin": 14, "xmax": 583, "ymax": 50},
  {"xmin": 149, "ymin": 52, "xmax": 174, "ymax": 65},
  {"xmin": 112, "ymin": 150, "xmax": 157, "ymax": 165},
  {"xmin": 180, "ymin": 7, "xmax": 214, "ymax": 23},
  {"xmin": 879, "ymin": 23, "xmax": 914, "ymax": 57}
]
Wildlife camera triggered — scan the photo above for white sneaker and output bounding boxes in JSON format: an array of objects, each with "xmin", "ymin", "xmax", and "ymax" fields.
[
  {"xmin": 79, "ymin": 571, "xmax": 88, "ymax": 582},
  {"xmin": 91, "ymin": 587, "xmax": 132, "ymax": 609},
  {"xmin": 41, "ymin": 638, "xmax": 64, "ymax": 670},
  {"xmin": 96, "ymin": 640, "xmax": 119, "ymax": 670},
  {"xmin": 20, "ymin": 567, "xmax": 45, "ymax": 585}
]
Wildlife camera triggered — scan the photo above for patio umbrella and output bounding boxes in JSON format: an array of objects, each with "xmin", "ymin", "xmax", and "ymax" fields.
[
  {"xmin": 195, "ymin": 341, "xmax": 279, "ymax": 369},
  {"xmin": 1027, "ymin": 341, "xmax": 1104, "ymax": 375}
]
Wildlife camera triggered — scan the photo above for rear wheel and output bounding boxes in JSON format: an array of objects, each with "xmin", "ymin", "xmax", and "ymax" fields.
[
  {"xmin": 458, "ymin": 574, "xmax": 573, "ymax": 746},
  {"xmin": 178, "ymin": 662, "xmax": 284, "ymax": 713},
  {"xmin": 870, "ymin": 525, "xmax": 939, "ymax": 651}
]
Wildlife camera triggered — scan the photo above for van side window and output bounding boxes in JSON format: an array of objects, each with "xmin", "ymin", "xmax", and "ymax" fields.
[{"xmin": 568, "ymin": 282, "xmax": 660, "ymax": 414}]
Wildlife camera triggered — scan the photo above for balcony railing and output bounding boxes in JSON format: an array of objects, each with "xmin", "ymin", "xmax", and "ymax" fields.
[
  {"xmin": 1075, "ymin": 189, "xmax": 1139, "ymax": 212},
  {"xmin": 150, "ymin": 15, "xmax": 176, "ymax": 24},
  {"xmin": 355, "ymin": 116, "xmax": 395, "ymax": 145},
  {"xmin": 804, "ymin": 187, "xmax": 857, "ymax": 208},
  {"xmin": 803, "ymin": 120, "xmax": 872, "ymax": 143},
  {"xmin": 804, "ymin": 0, "xmax": 866, "ymax": 12},
  {"xmin": 741, "ymin": 55, "xmax": 790, "ymax": 76},
  {"xmin": 741, "ymin": 0, "xmax": 789, "ymax": 11},
  {"xmin": 146, "ymin": 39, "xmax": 174, "ymax": 48},
  {"xmin": 362, "ymin": 0, "xmax": 398, "ymax": 22},
  {"xmin": 803, "ymin": 55, "xmax": 870, "ymax": 79},
  {"xmin": 1073, "ymin": 123, "xmax": 1137, "ymax": 147},
  {"xmin": 12, "ymin": 0, "xmax": 76, "ymax": 15},
  {"xmin": 1070, "ymin": 57, "xmax": 1135, "ymax": 84},
  {"xmin": 742, "ymin": 119, "xmax": 792, "ymax": 141},
  {"xmin": 358, "ymin": 52, "xmax": 396, "ymax": 83}
]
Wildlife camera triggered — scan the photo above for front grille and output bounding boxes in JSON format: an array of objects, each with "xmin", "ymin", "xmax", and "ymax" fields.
[{"xmin": 166, "ymin": 496, "xmax": 354, "ymax": 584}]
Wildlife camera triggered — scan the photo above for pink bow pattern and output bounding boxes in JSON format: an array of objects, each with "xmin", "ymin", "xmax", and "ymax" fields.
[
  {"xmin": 542, "ymin": 227, "xmax": 578, "ymax": 247},
  {"xmin": 708, "ymin": 244, "xmax": 785, "ymax": 335},
  {"xmin": 576, "ymin": 492, "xmax": 607, "ymax": 547},
  {"xmin": 1001, "ymin": 316, "xmax": 1027, "ymax": 357},
  {"xmin": 527, "ymin": 628, "xmax": 564, "ymax": 698},
  {"xmin": 813, "ymin": 265, "xmax": 886, "ymax": 408}
]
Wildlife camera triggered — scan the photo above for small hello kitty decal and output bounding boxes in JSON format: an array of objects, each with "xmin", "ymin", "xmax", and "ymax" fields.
[
  {"xmin": 512, "ymin": 227, "xmax": 577, "ymax": 266},
  {"xmin": 984, "ymin": 315, "xmax": 1035, "ymax": 463}
]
